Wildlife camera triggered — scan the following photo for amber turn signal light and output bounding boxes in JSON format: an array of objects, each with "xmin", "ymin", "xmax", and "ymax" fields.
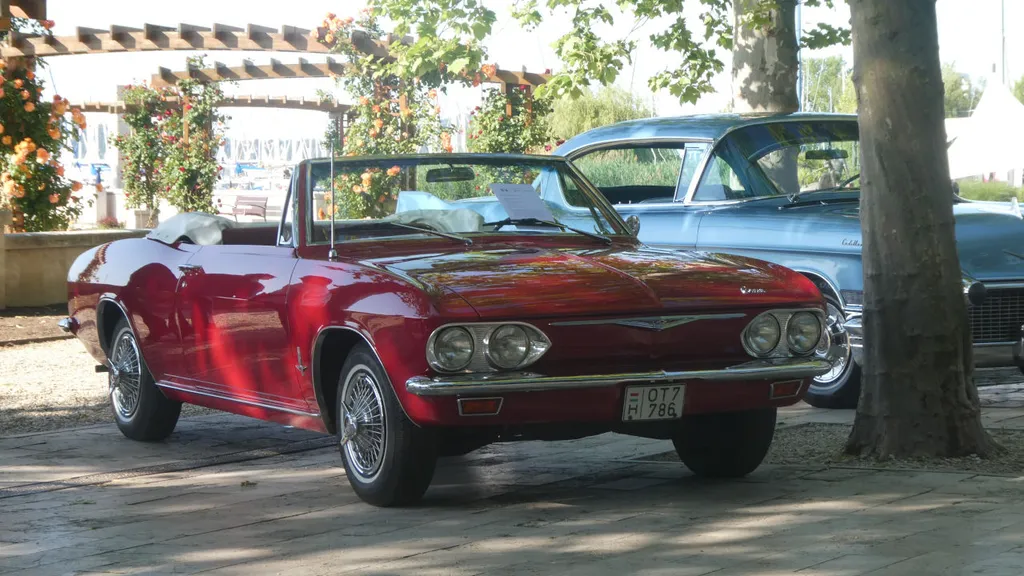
[
  {"xmin": 770, "ymin": 380, "xmax": 803, "ymax": 400},
  {"xmin": 458, "ymin": 397, "xmax": 503, "ymax": 416}
]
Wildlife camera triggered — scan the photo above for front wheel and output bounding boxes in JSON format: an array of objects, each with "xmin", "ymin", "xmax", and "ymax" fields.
[
  {"xmin": 108, "ymin": 319, "xmax": 181, "ymax": 441},
  {"xmin": 336, "ymin": 344, "xmax": 437, "ymax": 507},
  {"xmin": 672, "ymin": 408, "xmax": 777, "ymax": 478},
  {"xmin": 803, "ymin": 299, "xmax": 861, "ymax": 409}
]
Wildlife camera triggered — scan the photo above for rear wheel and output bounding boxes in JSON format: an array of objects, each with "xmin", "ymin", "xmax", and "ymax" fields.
[
  {"xmin": 673, "ymin": 408, "xmax": 777, "ymax": 478},
  {"xmin": 109, "ymin": 319, "xmax": 181, "ymax": 441},
  {"xmin": 336, "ymin": 343, "xmax": 437, "ymax": 507},
  {"xmin": 803, "ymin": 299, "xmax": 861, "ymax": 409}
]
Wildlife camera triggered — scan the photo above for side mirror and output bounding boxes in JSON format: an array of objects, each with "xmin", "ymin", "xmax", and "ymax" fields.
[{"xmin": 625, "ymin": 214, "xmax": 641, "ymax": 236}]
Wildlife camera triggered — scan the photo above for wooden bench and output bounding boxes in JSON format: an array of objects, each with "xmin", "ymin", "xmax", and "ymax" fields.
[{"xmin": 230, "ymin": 196, "xmax": 268, "ymax": 221}]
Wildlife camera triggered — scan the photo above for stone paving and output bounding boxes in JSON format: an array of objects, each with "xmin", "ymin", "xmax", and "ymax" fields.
[{"xmin": 1, "ymin": 404, "xmax": 1024, "ymax": 575}]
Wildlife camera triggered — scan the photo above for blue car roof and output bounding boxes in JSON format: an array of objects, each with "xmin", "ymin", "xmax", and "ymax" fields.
[{"xmin": 555, "ymin": 112, "xmax": 857, "ymax": 155}]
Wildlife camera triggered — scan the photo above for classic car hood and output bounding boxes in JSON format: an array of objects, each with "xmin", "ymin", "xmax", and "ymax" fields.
[
  {"xmin": 369, "ymin": 244, "xmax": 820, "ymax": 319},
  {"xmin": 697, "ymin": 199, "xmax": 1024, "ymax": 282}
]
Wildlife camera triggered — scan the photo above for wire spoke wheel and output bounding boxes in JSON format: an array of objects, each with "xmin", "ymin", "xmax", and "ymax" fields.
[
  {"xmin": 811, "ymin": 301, "xmax": 852, "ymax": 390},
  {"xmin": 110, "ymin": 331, "xmax": 143, "ymax": 419},
  {"xmin": 340, "ymin": 368, "xmax": 387, "ymax": 482}
]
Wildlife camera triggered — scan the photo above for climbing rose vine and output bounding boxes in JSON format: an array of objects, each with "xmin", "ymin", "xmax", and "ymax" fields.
[
  {"xmin": 0, "ymin": 45, "xmax": 88, "ymax": 231},
  {"xmin": 466, "ymin": 86, "xmax": 552, "ymax": 154},
  {"xmin": 110, "ymin": 84, "xmax": 170, "ymax": 221}
]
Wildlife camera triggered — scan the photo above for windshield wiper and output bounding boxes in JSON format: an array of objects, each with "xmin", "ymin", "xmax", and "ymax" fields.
[
  {"xmin": 350, "ymin": 221, "xmax": 472, "ymax": 245},
  {"xmin": 485, "ymin": 217, "xmax": 612, "ymax": 245}
]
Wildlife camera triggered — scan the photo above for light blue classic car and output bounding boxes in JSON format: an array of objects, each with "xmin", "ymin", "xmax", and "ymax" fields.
[{"xmin": 556, "ymin": 113, "xmax": 1024, "ymax": 408}]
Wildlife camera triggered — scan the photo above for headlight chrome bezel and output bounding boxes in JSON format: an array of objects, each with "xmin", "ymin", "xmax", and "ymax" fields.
[
  {"xmin": 426, "ymin": 322, "xmax": 552, "ymax": 373},
  {"xmin": 428, "ymin": 326, "xmax": 476, "ymax": 372},
  {"xmin": 742, "ymin": 308, "xmax": 828, "ymax": 359},
  {"xmin": 786, "ymin": 311, "xmax": 822, "ymax": 354}
]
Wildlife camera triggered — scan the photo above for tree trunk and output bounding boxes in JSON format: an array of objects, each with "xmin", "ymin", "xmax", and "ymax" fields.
[
  {"xmin": 731, "ymin": 0, "xmax": 799, "ymax": 114},
  {"xmin": 732, "ymin": 0, "xmax": 799, "ymax": 192},
  {"xmin": 845, "ymin": 0, "xmax": 999, "ymax": 459}
]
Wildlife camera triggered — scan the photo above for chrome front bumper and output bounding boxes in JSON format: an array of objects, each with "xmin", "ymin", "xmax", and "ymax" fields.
[
  {"xmin": 843, "ymin": 312, "xmax": 1024, "ymax": 368},
  {"xmin": 405, "ymin": 358, "xmax": 833, "ymax": 396}
]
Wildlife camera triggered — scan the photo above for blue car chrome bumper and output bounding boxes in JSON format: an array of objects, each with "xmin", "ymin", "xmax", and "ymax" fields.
[{"xmin": 843, "ymin": 311, "xmax": 1024, "ymax": 369}]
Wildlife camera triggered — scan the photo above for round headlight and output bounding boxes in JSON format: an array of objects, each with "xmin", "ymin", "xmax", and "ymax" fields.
[
  {"xmin": 745, "ymin": 314, "xmax": 781, "ymax": 357},
  {"xmin": 487, "ymin": 324, "xmax": 530, "ymax": 369},
  {"xmin": 432, "ymin": 327, "xmax": 475, "ymax": 371},
  {"xmin": 786, "ymin": 312, "xmax": 822, "ymax": 354}
]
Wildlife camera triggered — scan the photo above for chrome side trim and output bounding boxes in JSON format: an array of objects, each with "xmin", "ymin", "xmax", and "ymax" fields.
[
  {"xmin": 550, "ymin": 313, "xmax": 745, "ymax": 328},
  {"xmin": 406, "ymin": 358, "xmax": 832, "ymax": 396},
  {"xmin": 155, "ymin": 381, "xmax": 320, "ymax": 418}
]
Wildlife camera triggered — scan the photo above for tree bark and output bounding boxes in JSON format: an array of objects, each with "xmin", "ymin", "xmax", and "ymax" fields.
[
  {"xmin": 731, "ymin": 0, "xmax": 799, "ymax": 114},
  {"xmin": 845, "ymin": 0, "xmax": 999, "ymax": 458}
]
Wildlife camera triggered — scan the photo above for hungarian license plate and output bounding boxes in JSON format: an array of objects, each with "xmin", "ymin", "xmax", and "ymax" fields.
[{"xmin": 622, "ymin": 384, "xmax": 685, "ymax": 421}]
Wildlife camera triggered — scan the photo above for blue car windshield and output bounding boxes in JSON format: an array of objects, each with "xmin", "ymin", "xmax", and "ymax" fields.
[{"xmin": 730, "ymin": 121, "xmax": 861, "ymax": 197}]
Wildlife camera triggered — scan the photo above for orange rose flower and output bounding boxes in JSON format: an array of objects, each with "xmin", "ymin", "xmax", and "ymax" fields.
[
  {"xmin": 20, "ymin": 90, "xmax": 30, "ymax": 100},
  {"xmin": 352, "ymin": 185, "xmax": 363, "ymax": 193},
  {"xmin": 36, "ymin": 149, "xmax": 50, "ymax": 163},
  {"xmin": 13, "ymin": 79, "xmax": 23, "ymax": 89},
  {"xmin": 386, "ymin": 165, "xmax": 401, "ymax": 177},
  {"xmin": 12, "ymin": 184, "xmax": 25, "ymax": 198},
  {"xmin": 56, "ymin": 164, "xmax": 65, "ymax": 177},
  {"xmin": 361, "ymin": 172, "xmax": 373, "ymax": 187},
  {"xmin": 0, "ymin": 88, "xmax": 4, "ymax": 98},
  {"xmin": 42, "ymin": 20, "xmax": 55, "ymax": 30},
  {"xmin": 39, "ymin": 183, "xmax": 47, "ymax": 191},
  {"xmin": 95, "ymin": 183, "xmax": 104, "ymax": 192},
  {"xmin": 2, "ymin": 136, "xmax": 12, "ymax": 146},
  {"xmin": 1, "ymin": 172, "xmax": 10, "ymax": 181},
  {"xmin": 71, "ymin": 181, "xmax": 83, "ymax": 192},
  {"xmin": 24, "ymin": 102, "xmax": 36, "ymax": 112},
  {"xmin": 0, "ymin": 123, "xmax": 4, "ymax": 134},
  {"xmin": 54, "ymin": 101, "xmax": 67, "ymax": 115},
  {"xmin": 368, "ymin": 128, "xmax": 379, "ymax": 138},
  {"xmin": 372, "ymin": 105, "xmax": 381, "ymax": 114},
  {"xmin": 481, "ymin": 64, "xmax": 497, "ymax": 77},
  {"xmin": 26, "ymin": 70, "xmax": 35, "ymax": 80},
  {"xmin": 2, "ymin": 180, "xmax": 13, "ymax": 197},
  {"xmin": 429, "ymin": 89, "xmax": 438, "ymax": 100},
  {"xmin": 309, "ymin": 28, "xmax": 320, "ymax": 42},
  {"xmin": 373, "ymin": 118, "xmax": 384, "ymax": 130},
  {"xmin": 49, "ymin": 193, "xmax": 60, "ymax": 204},
  {"xmin": 317, "ymin": 208, "xmax": 326, "ymax": 220},
  {"xmin": 48, "ymin": 128, "xmax": 60, "ymax": 139},
  {"xmin": 324, "ymin": 32, "xmax": 335, "ymax": 44},
  {"xmin": 359, "ymin": 96, "xmax": 370, "ymax": 106}
]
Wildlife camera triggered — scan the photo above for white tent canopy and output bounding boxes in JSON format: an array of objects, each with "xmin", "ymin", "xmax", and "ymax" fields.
[{"xmin": 946, "ymin": 81, "xmax": 1024, "ymax": 181}]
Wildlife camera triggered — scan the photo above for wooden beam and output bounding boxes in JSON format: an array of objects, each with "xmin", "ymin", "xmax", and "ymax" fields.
[
  {"xmin": 75, "ymin": 96, "xmax": 353, "ymax": 114},
  {"xmin": 109, "ymin": 25, "xmax": 141, "ymax": 43},
  {"xmin": 144, "ymin": 23, "xmax": 174, "ymax": 42},
  {"xmin": 10, "ymin": 0, "xmax": 45, "ymax": 20},
  {"xmin": 150, "ymin": 58, "xmax": 356, "ymax": 87}
]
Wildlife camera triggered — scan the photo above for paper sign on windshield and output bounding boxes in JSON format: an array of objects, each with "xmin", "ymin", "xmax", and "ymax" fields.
[{"xmin": 489, "ymin": 183, "xmax": 555, "ymax": 223}]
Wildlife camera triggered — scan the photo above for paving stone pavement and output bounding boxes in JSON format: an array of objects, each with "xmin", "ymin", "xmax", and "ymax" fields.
[{"xmin": 2, "ymin": 402, "xmax": 1024, "ymax": 576}]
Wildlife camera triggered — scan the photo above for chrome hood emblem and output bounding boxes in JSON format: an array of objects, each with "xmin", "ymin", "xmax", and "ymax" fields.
[
  {"xmin": 740, "ymin": 286, "xmax": 767, "ymax": 295},
  {"xmin": 551, "ymin": 313, "xmax": 744, "ymax": 331}
]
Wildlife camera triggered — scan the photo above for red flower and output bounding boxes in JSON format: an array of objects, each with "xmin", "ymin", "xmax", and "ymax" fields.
[
  {"xmin": 544, "ymin": 68, "xmax": 552, "ymax": 75},
  {"xmin": 544, "ymin": 145, "xmax": 552, "ymax": 151},
  {"xmin": 556, "ymin": 139, "xmax": 565, "ymax": 146},
  {"xmin": 179, "ymin": 167, "xmax": 185, "ymax": 172}
]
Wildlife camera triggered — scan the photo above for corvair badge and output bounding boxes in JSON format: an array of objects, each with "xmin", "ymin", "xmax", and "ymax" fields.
[
  {"xmin": 842, "ymin": 238, "xmax": 862, "ymax": 246},
  {"xmin": 551, "ymin": 313, "xmax": 744, "ymax": 331},
  {"xmin": 740, "ymin": 286, "xmax": 767, "ymax": 295}
]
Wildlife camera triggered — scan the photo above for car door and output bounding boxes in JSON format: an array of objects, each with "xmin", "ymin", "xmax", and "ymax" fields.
[
  {"xmin": 567, "ymin": 141, "xmax": 710, "ymax": 248},
  {"xmin": 173, "ymin": 227, "xmax": 304, "ymax": 414}
]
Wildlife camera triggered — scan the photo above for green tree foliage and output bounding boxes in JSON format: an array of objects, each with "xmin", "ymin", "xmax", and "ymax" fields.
[
  {"xmin": 466, "ymin": 87, "xmax": 552, "ymax": 153},
  {"xmin": 941, "ymin": 63, "xmax": 983, "ymax": 118},
  {"xmin": 1013, "ymin": 75, "xmax": 1024, "ymax": 105},
  {"xmin": 546, "ymin": 86, "xmax": 652, "ymax": 141},
  {"xmin": 511, "ymin": 0, "xmax": 848, "ymax": 104},
  {"xmin": 111, "ymin": 85, "xmax": 169, "ymax": 215},
  {"xmin": 801, "ymin": 56, "xmax": 856, "ymax": 113}
]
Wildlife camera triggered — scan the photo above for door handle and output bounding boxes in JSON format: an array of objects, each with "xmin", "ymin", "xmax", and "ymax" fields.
[{"xmin": 178, "ymin": 263, "xmax": 203, "ymax": 274}]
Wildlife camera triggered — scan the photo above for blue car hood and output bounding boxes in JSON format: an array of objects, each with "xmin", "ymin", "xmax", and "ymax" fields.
[{"xmin": 696, "ymin": 199, "xmax": 1024, "ymax": 282}]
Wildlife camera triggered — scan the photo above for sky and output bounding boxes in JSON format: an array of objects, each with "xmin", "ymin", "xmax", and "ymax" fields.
[{"xmin": 36, "ymin": 0, "xmax": 1023, "ymax": 143}]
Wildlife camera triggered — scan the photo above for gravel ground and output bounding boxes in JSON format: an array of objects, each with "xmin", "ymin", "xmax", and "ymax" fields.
[
  {"xmin": 0, "ymin": 339, "xmax": 210, "ymax": 437},
  {"xmin": 0, "ymin": 305, "xmax": 68, "ymax": 344},
  {"xmin": 645, "ymin": 422, "xmax": 1024, "ymax": 475}
]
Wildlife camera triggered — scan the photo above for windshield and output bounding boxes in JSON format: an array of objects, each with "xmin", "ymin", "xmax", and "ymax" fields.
[
  {"xmin": 731, "ymin": 120, "xmax": 861, "ymax": 198},
  {"xmin": 306, "ymin": 156, "xmax": 626, "ymax": 244}
]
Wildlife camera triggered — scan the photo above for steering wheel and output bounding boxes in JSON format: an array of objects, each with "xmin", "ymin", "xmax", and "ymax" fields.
[{"xmin": 837, "ymin": 173, "xmax": 860, "ymax": 189}]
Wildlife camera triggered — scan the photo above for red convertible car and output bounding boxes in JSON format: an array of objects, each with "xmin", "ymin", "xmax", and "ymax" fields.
[{"xmin": 62, "ymin": 154, "xmax": 832, "ymax": 506}]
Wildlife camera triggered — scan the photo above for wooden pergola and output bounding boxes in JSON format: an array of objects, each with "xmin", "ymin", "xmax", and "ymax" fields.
[{"xmin": 75, "ymin": 95, "xmax": 352, "ymax": 115}]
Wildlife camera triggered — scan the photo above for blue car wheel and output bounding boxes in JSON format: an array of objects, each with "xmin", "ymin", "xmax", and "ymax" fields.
[{"xmin": 804, "ymin": 300, "xmax": 861, "ymax": 409}]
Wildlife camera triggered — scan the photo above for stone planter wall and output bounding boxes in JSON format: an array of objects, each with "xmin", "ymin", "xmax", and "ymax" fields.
[{"xmin": 1, "ymin": 228, "xmax": 146, "ymax": 308}]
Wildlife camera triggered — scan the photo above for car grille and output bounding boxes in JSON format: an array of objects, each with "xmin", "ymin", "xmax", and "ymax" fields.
[{"xmin": 969, "ymin": 286, "xmax": 1024, "ymax": 344}]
